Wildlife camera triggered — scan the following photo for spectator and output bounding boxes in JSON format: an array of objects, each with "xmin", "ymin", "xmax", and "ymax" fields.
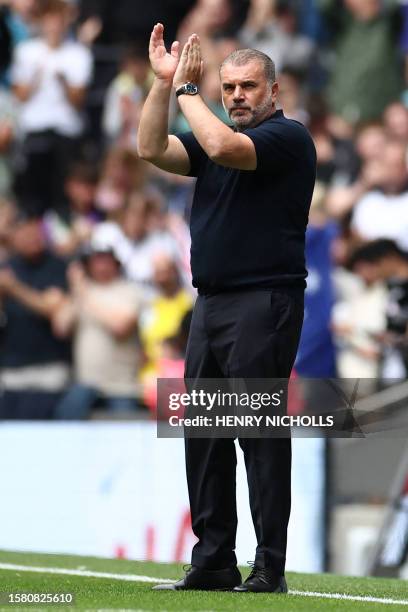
[
  {"xmin": 95, "ymin": 146, "xmax": 147, "ymax": 215},
  {"xmin": 325, "ymin": 122, "xmax": 387, "ymax": 217},
  {"xmin": 0, "ymin": 86, "xmax": 18, "ymax": 196},
  {"xmin": 44, "ymin": 161, "xmax": 103, "ymax": 256},
  {"xmin": 143, "ymin": 308, "xmax": 193, "ymax": 415},
  {"xmin": 383, "ymin": 101, "xmax": 408, "ymax": 142},
  {"xmin": 77, "ymin": 0, "xmax": 194, "ymax": 47},
  {"xmin": 11, "ymin": 0, "xmax": 93, "ymax": 215},
  {"xmin": 7, "ymin": 0, "xmax": 38, "ymax": 44},
  {"xmin": 54, "ymin": 240, "xmax": 144, "ymax": 419},
  {"xmin": 0, "ymin": 0, "xmax": 39, "ymax": 85},
  {"xmin": 0, "ymin": 209, "xmax": 70, "ymax": 419},
  {"xmin": 178, "ymin": 0, "xmax": 233, "ymax": 46},
  {"xmin": 140, "ymin": 253, "xmax": 194, "ymax": 381},
  {"xmin": 319, "ymin": 0, "xmax": 404, "ymax": 123},
  {"xmin": 348, "ymin": 239, "xmax": 408, "ymax": 378},
  {"xmin": 332, "ymin": 240, "xmax": 387, "ymax": 379},
  {"xmin": 277, "ymin": 67, "xmax": 309, "ymax": 125},
  {"xmin": 310, "ymin": 118, "xmax": 358, "ymax": 188},
  {"xmin": 239, "ymin": 0, "xmax": 315, "ymax": 74},
  {"xmin": 102, "ymin": 44, "xmax": 151, "ymax": 146},
  {"xmin": 351, "ymin": 140, "xmax": 408, "ymax": 249},
  {"xmin": 93, "ymin": 190, "xmax": 181, "ymax": 286}
]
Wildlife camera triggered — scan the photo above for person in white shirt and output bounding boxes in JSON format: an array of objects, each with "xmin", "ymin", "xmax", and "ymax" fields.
[
  {"xmin": 351, "ymin": 140, "xmax": 408, "ymax": 251},
  {"xmin": 11, "ymin": 0, "xmax": 93, "ymax": 215},
  {"xmin": 92, "ymin": 191, "xmax": 183, "ymax": 288}
]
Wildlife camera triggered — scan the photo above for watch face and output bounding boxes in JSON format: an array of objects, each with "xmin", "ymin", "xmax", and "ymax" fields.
[{"xmin": 186, "ymin": 83, "xmax": 198, "ymax": 94}]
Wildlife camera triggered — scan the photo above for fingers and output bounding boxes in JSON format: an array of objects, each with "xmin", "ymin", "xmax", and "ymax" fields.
[
  {"xmin": 174, "ymin": 32, "xmax": 202, "ymax": 87},
  {"xmin": 188, "ymin": 34, "xmax": 202, "ymax": 75},
  {"xmin": 171, "ymin": 40, "xmax": 180, "ymax": 59},
  {"xmin": 149, "ymin": 22, "xmax": 165, "ymax": 53},
  {"xmin": 181, "ymin": 38, "xmax": 190, "ymax": 60}
]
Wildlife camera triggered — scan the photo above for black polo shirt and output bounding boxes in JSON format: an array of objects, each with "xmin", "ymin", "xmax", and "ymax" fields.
[{"xmin": 177, "ymin": 109, "xmax": 316, "ymax": 294}]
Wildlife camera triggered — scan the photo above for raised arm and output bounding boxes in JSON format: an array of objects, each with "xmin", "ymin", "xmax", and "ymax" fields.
[
  {"xmin": 137, "ymin": 23, "xmax": 191, "ymax": 175},
  {"xmin": 172, "ymin": 34, "xmax": 257, "ymax": 171}
]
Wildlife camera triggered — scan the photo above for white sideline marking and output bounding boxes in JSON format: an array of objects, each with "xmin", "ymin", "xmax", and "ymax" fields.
[
  {"xmin": 0, "ymin": 562, "xmax": 173, "ymax": 584},
  {"xmin": 289, "ymin": 589, "xmax": 408, "ymax": 606},
  {"xmin": 0, "ymin": 563, "xmax": 407, "ymax": 606}
]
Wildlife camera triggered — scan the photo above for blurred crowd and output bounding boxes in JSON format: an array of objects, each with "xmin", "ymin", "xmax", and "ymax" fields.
[{"xmin": 0, "ymin": 0, "xmax": 407, "ymax": 419}]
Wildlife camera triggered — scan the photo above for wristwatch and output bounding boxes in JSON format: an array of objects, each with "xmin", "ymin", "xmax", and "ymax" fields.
[{"xmin": 176, "ymin": 82, "xmax": 199, "ymax": 97}]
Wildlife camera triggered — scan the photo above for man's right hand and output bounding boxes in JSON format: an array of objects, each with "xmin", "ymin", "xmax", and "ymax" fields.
[{"xmin": 149, "ymin": 23, "xmax": 180, "ymax": 82}]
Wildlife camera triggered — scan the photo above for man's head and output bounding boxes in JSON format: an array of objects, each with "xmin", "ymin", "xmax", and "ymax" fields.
[
  {"xmin": 122, "ymin": 192, "xmax": 156, "ymax": 241},
  {"xmin": 355, "ymin": 123, "xmax": 386, "ymax": 162},
  {"xmin": 121, "ymin": 44, "xmax": 150, "ymax": 85},
  {"xmin": 383, "ymin": 102, "xmax": 408, "ymax": 142},
  {"xmin": 379, "ymin": 140, "xmax": 408, "ymax": 194},
  {"xmin": 219, "ymin": 49, "xmax": 278, "ymax": 130},
  {"xmin": 344, "ymin": 0, "xmax": 380, "ymax": 20},
  {"xmin": 11, "ymin": 212, "xmax": 45, "ymax": 260},
  {"xmin": 82, "ymin": 242, "xmax": 121, "ymax": 284},
  {"xmin": 65, "ymin": 162, "xmax": 99, "ymax": 214},
  {"xmin": 86, "ymin": 251, "xmax": 121, "ymax": 284},
  {"xmin": 153, "ymin": 253, "xmax": 181, "ymax": 296},
  {"xmin": 349, "ymin": 239, "xmax": 408, "ymax": 285},
  {"xmin": 38, "ymin": 0, "xmax": 71, "ymax": 47}
]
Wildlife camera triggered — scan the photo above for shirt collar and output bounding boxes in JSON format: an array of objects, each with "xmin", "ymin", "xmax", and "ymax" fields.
[{"xmin": 232, "ymin": 108, "xmax": 284, "ymax": 132}]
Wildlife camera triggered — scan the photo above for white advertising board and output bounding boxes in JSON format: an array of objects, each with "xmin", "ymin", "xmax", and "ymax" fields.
[{"xmin": 0, "ymin": 423, "xmax": 324, "ymax": 572}]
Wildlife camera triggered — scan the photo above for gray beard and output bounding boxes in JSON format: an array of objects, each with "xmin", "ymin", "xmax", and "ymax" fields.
[{"xmin": 224, "ymin": 93, "xmax": 274, "ymax": 131}]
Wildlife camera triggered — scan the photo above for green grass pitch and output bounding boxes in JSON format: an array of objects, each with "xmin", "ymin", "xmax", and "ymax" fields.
[{"xmin": 0, "ymin": 549, "xmax": 407, "ymax": 611}]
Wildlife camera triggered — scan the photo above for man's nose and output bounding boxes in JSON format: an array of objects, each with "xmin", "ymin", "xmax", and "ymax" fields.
[{"xmin": 233, "ymin": 86, "xmax": 244, "ymax": 101}]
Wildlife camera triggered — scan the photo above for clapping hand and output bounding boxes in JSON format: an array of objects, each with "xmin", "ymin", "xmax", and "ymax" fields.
[
  {"xmin": 149, "ymin": 23, "xmax": 180, "ymax": 83},
  {"xmin": 67, "ymin": 261, "xmax": 87, "ymax": 297},
  {"xmin": 173, "ymin": 33, "xmax": 203, "ymax": 90}
]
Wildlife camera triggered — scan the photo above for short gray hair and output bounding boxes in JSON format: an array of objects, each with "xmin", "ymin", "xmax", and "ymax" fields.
[{"xmin": 219, "ymin": 49, "xmax": 276, "ymax": 85}]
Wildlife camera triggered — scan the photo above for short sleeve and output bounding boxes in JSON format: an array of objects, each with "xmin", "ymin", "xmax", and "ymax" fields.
[
  {"xmin": 175, "ymin": 131, "xmax": 207, "ymax": 177},
  {"xmin": 350, "ymin": 193, "xmax": 374, "ymax": 237},
  {"xmin": 244, "ymin": 120, "xmax": 306, "ymax": 174},
  {"xmin": 63, "ymin": 44, "xmax": 93, "ymax": 87},
  {"xmin": 11, "ymin": 42, "xmax": 34, "ymax": 85}
]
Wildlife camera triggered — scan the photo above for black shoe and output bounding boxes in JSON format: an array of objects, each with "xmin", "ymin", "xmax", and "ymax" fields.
[
  {"xmin": 153, "ymin": 565, "xmax": 242, "ymax": 591},
  {"xmin": 233, "ymin": 564, "xmax": 288, "ymax": 593}
]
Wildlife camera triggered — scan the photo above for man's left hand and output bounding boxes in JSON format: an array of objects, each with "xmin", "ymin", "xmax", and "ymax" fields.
[{"xmin": 173, "ymin": 33, "xmax": 203, "ymax": 90}]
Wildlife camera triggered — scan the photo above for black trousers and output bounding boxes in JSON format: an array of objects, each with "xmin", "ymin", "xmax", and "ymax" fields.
[
  {"xmin": 14, "ymin": 130, "xmax": 79, "ymax": 216},
  {"xmin": 184, "ymin": 288, "xmax": 304, "ymax": 574}
]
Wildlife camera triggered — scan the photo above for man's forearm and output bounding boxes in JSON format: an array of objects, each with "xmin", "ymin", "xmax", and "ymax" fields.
[
  {"xmin": 83, "ymin": 294, "xmax": 137, "ymax": 339},
  {"xmin": 137, "ymin": 78, "xmax": 172, "ymax": 159},
  {"xmin": 62, "ymin": 84, "xmax": 86, "ymax": 109},
  {"xmin": 12, "ymin": 84, "xmax": 37, "ymax": 103},
  {"xmin": 7, "ymin": 281, "xmax": 57, "ymax": 319}
]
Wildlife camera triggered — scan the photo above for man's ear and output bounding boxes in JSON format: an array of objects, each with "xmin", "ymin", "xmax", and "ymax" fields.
[{"xmin": 272, "ymin": 81, "xmax": 279, "ymax": 102}]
